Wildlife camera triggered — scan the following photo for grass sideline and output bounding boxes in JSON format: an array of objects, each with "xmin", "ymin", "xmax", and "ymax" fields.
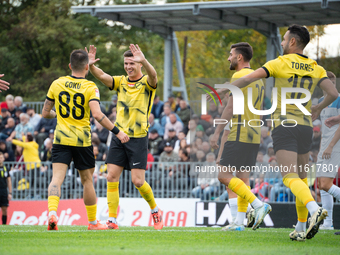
[{"xmin": 0, "ymin": 226, "xmax": 339, "ymax": 255}]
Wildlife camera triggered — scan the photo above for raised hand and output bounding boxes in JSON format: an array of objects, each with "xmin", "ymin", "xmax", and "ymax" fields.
[
  {"xmin": 0, "ymin": 74, "xmax": 10, "ymax": 92},
  {"xmin": 129, "ymin": 44, "xmax": 146, "ymax": 63},
  {"xmin": 85, "ymin": 45, "xmax": 100, "ymax": 66}
]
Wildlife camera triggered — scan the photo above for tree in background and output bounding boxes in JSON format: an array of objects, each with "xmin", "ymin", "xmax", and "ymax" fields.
[{"xmin": 0, "ymin": 0, "xmax": 163, "ymax": 101}]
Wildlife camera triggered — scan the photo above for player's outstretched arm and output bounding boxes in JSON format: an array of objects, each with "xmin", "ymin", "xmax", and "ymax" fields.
[
  {"xmin": 86, "ymin": 45, "xmax": 113, "ymax": 89},
  {"xmin": 129, "ymin": 44, "xmax": 157, "ymax": 88},
  {"xmin": 42, "ymin": 99, "xmax": 57, "ymax": 119},
  {"xmin": 89, "ymin": 100, "xmax": 129, "ymax": 143},
  {"xmin": 0, "ymin": 74, "xmax": 10, "ymax": 92},
  {"xmin": 311, "ymin": 79, "xmax": 338, "ymax": 121}
]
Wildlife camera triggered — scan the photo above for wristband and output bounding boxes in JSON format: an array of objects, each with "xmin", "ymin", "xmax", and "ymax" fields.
[{"xmin": 111, "ymin": 126, "xmax": 119, "ymax": 135}]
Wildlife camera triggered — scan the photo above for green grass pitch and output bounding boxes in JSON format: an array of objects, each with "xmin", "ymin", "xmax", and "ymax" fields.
[{"xmin": 0, "ymin": 226, "xmax": 339, "ymax": 255}]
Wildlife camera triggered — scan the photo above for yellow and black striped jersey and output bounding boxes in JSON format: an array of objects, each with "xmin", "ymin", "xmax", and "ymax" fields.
[
  {"xmin": 46, "ymin": 75, "xmax": 100, "ymax": 147},
  {"xmin": 262, "ymin": 53, "xmax": 328, "ymax": 128},
  {"xmin": 228, "ymin": 68, "xmax": 264, "ymax": 144},
  {"xmin": 111, "ymin": 75, "xmax": 156, "ymax": 138}
]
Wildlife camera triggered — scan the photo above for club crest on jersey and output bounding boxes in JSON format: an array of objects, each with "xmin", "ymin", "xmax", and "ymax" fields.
[{"xmin": 95, "ymin": 88, "xmax": 100, "ymax": 98}]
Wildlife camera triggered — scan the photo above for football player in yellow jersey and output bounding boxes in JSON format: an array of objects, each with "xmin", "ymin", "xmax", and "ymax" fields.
[
  {"xmin": 213, "ymin": 25, "xmax": 338, "ymax": 240},
  {"xmin": 210, "ymin": 42, "xmax": 268, "ymax": 231},
  {"xmin": 42, "ymin": 49, "xmax": 129, "ymax": 231},
  {"xmin": 87, "ymin": 44, "xmax": 163, "ymax": 230}
]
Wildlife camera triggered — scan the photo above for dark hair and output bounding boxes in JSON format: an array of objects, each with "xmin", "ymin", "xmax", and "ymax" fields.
[
  {"xmin": 123, "ymin": 50, "xmax": 133, "ymax": 57},
  {"xmin": 230, "ymin": 42, "xmax": 253, "ymax": 62},
  {"xmin": 287, "ymin": 25, "xmax": 310, "ymax": 49},
  {"xmin": 181, "ymin": 149, "xmax": 189, "ymax": 158},
  {"xmin": 27, "ymin": 133, "xmax": 34, "ymax": 142},
  {"xmin": 70, "ymin": 50, "xmax": 89, "ymax": 72},
  {"xmin": 327, "ymin": 71, "xmax": 336, "ymax": 79}
]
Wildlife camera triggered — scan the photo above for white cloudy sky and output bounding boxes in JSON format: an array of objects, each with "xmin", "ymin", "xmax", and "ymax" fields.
[{"xmin": 305, "ymin": 24, "xmax": 340, "ymax": 59}]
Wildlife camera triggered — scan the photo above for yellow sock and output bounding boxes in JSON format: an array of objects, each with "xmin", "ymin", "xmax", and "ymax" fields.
[
  {"xmin": 295, "ymin": 178, "xmax": 309, "ymax": 222},
  {"xmin": 48, "ymin": 196, "xmax": 60, "ymax": 212},
  {"xmin": 237, "ymin": 186, "xmax": 251, "ymax": 212},
  {"xmin": 136, "ymin": 181, "xmax": 157, "ymax": 210},
  {"xmin": 107, "ymin": 182, "xmax": 119, "ymax": 218},
  {"xmin": 85, "ymin": 204, "xmax": 97, "ymax": 223},
  {"xmin": 228, "ymin": 177, "xmax": 257, "ymax": 204},
  {"xmin": 283, "ymin": 173, "xmax": 314, "ymax": 206}
]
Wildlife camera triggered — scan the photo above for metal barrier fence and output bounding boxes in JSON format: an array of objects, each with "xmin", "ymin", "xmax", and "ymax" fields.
[{"xmin": 6, "ymin": 161, "xmax": 339, "ymax": 204}]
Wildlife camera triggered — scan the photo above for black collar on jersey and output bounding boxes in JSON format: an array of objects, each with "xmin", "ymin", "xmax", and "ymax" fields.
[
  {"xmin": 295, "ymin": 53, "xmax": 308, "ymax": 59},
  {"xmin": 243, "ymin": 67, "xmax": 251, "ymax": 69},
  {"xmin": 128, "ymin": 75, "xmax": 144, "ymax": 83},
  {"xmin": 70, "ymin": 75, "xmax": 85, "ymax": 79}
]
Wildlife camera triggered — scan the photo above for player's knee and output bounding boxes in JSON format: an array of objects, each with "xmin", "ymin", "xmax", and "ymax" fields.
[{"xmin": 132, "ymin": 178, "xmax": 144, "ymax": 188}]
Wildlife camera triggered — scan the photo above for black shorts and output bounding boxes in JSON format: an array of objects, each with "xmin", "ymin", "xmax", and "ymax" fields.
[
  {"xmin": 0, "ymin": 189, "xmax": 9, "ymax": 207},
  {"xmin": 220, "ymin": 141, "xmax": 259, "ymax": 169},
  {"xmin": 106, "ymin": 135, "xmax": 148, "ymax": 170},
  {"xmin": 52, "ymin": 144, "xmax": 95, "ymax": 170},
  {"xmin": 272, "ymin": 124, "xmax": 313, "ymax": 154}
]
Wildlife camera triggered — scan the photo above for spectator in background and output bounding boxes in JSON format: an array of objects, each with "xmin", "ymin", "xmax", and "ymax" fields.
[
  {"xmin": 0, "ymin": 140, "xmax": 14, "ymax": 162},
  {"xmin": 177, "ymin": 100, "xmax": 191, "ymax": 131},
  {"xmin": 149, "ymin": 113, "xmax": 164, "ymax": 137},
  {"xmin": 93, "ymin": 144, "xmax": 104, "ymax": 161},
  {"xmin": 11, "ymin": 133, "xmax": 41, "ymax": 171},
  {"xmin": 107, "ymin": 94, "xmax": 117, "ymax": 117},
  {"xmin": 34, "ymin": 116, "xmax": 57, "ymax": 147},
  {"xmin": 40, "ymin": 138, "xmax": 53, "ymax": 174},
  {"xmin": 6, "ymin": 99, "xmax": 16, "ymax": 119},
  {"xmin": 27, "ymin": 107, "xmax": 41, "ymax": 130},
  {"xmin": 146, "ymin": 150, "xmax": 155, "ymax": 171},
  {"xmin": 91, "ymin": 133, "xmax": 108, "ymax": 161},
  {"xmin": 0, "ymin": 117, "xmax": 15, "ymax": 141},
  {"xmin": 14, "ymin": 96, "xmax": 27, "ymax": 113},
  {"xmin": 159, "ymin": 142, "xmax": 179, "ymax": 174},
  {"xmin": 92, "ymin": 119, "xmax": 109, "ymax": 144},
  {"xmin": 173, "ymin": 131, "xmax": 186, "ymax": 153},
  {"xmin": 148, "ymin": 130, "xmax": 163, "ymax": 156},
  {"xmin": 6, "ymin": 113, "xmax": 34, "ymax": 141},
  {"xmin": 258, "ymin": 126, "xmax": 272, "ymax": 154},
  {"xmin": 0, "ymin": 109, "xmax": 10, "ymax": 132},
  {"xmin": 160, "ymin": 105, "xmax": 182, "ymax": 130},
  {"xmin": 186, "ymin": 119, "xmax": 197, "ymax": 144},
  {"xmin": 202, "ymin": 141, "xmax": 214, "ymax": 157},
  {"xmin": 208, "ymin": 102, "xmax": 219, "ymax": 119},
  {"xmin": 164, "ymin": 114, "xmax": 183, "ymax": 139},
  {"xmin": 196, "ymin": 124, "xmax": 209, "ymax": 142},
  {"xmin": 0, "ymin": 94, "xmax": 13, "ymax": 110},
  {"xmin": 311, "ymin": 126, "xmax": 321, "ymax": 151},
  {"xmin": 151, "ymin": 95, "xmax": 164, "ymax": 119},
  {"xmin": 192, "ymin": 114, "xmax": 210, "ymax": 131},
  {"xmin": 174, "ymin": 95, "xmax": 183, "ymax": 112},
  {"xmin": 263, "ymin": 142, "xmax": 275, "ymax": 164},
  {"xmin": 192, "ymin": 152, "xmax": 219, "ymax": 200},
  {"xmin": 167, "ymin": 93, "xmax": 176, "ymax": 112},
  {"xmin": 160, "ymin": 128, "xmax": 178, "ymax": 153},
  {"xmin": 41, "ymin": 138, "xmax": 53, "ymax": 162}
]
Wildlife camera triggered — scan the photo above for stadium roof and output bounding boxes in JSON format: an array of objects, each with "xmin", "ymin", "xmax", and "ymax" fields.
[{"xmin": 72, "ymin": 0, "xmax": 340, "ymax": 37}]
